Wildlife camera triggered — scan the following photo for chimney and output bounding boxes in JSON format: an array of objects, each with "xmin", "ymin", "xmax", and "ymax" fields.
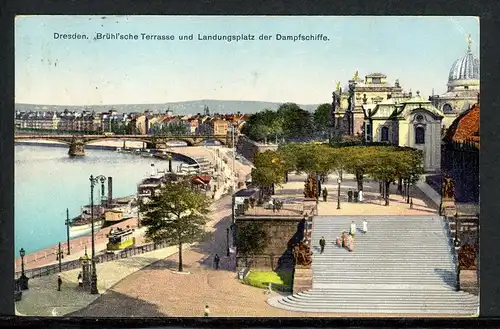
[
  {"xmin": 108, "ymin": 177, "xmax": 113, "ymax": 205},
  {"xmin": 151, "ymin": 163, "xmax": 157, "ymax": 176}
]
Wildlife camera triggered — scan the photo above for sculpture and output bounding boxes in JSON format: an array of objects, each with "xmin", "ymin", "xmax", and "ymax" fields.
[
  {"xmin": 292, "ymin": 241, "xmax": 312, "ymax": 266},
  {"xmin": 304, "ymin": 174, "xmax": 319, "ymax": 199},
  {"xmin": 442, "ymin": 175, "xmax": 455, "ymax": 200}
]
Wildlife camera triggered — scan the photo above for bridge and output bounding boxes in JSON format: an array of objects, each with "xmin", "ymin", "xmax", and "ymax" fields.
[{"xmin": 14, "ymin": 133, "xmax": 236, "ymax": 156}]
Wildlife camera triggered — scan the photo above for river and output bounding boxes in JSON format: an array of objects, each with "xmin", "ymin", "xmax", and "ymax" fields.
[{"xmin": 14, "ymin": 144, "xmax": 186, "ymax": 256}]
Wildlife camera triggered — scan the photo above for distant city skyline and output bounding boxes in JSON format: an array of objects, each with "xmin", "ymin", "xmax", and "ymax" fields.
[{"xmin": 15, "ymin": 16, "xmax": 479, "ymax": 106}]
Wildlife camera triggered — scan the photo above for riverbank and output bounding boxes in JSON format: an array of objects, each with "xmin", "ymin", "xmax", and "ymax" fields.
[{"xmin": 15, "ymin": 142, "xmax": 253, "ymax": 272}]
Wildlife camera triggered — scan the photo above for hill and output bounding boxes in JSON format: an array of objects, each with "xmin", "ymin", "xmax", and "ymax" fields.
[{"xmin": 15, "ymin": 100, "xmax": 321, "ymax": 115}]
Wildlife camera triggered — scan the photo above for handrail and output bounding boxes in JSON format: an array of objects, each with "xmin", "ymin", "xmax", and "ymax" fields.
[{"xmin": 14, "ymin": 240, "xmax": 169, "ymax": 280}]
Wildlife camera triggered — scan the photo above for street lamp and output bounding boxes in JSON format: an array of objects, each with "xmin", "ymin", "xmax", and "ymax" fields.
[
  {"xmin": 56, "ymin": 242, "xmax": 64, "ymax": 272},
  {"xmin": 226, "ymin": 227, "xmax": 230, "ymax": 257},
  {"xmin": 89, "ymin": 174, "xmax": 107, "ymax": 295},
  {"xmin": 19, "ymin": 248, "xmax": 29, "ymax": 290},
  {"xmin": 337, "ymin": 178, "xmax": 342, "ymax": 210},
  {"xmin": 454, "ymin": 212, "xmax": 461, "ymax": 291},
  {"xmin": 65, "ymin": 208, "xmax": 71, "ymax": 255}
]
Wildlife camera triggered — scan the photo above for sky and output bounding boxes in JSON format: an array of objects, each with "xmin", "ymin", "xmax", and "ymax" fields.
[{"xmin": 15, "ymin": 16, "xmax": 479, "ymax": 106}]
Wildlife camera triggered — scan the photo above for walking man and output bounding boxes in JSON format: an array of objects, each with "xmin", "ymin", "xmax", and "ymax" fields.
[
  {"xmin": 319, "ymin": 236, "xmax": 326, "ymax": 254},
  {"xmin": 204, "ymin": 304, "xmax": 210, "ymax": 317},
  {"xmin": 57, "ymin": 274, "xmax": 62, "ymax": 291},
  {"xmin": 214, "ymin": 254, "xmax": 220, "ymax": 270},
  {"xmin": 322, "ymin": 188, "xmax": 328, "ymax": 202},
  {"xmin": 362, "ymin": 219, "xmax": 368, "ymax": 234}
]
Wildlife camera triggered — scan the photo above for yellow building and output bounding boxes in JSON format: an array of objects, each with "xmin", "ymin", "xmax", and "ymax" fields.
[{"xmin": 339, "ymin": 73, "xmax": 412, "ymax": 135}]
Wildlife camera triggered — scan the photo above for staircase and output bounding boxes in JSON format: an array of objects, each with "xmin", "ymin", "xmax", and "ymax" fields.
[{"xmin": 268, "ymin": 215, "xmax": 478, "ymax": 315}]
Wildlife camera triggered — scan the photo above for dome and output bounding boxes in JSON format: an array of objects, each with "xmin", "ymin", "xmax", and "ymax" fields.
[{"xmin": 448, "ymin": 48, "xmax": 480, "ymax": 83}]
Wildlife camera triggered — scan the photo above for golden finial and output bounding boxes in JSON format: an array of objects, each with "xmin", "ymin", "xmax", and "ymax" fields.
[
  {"xmin": 335, "ymin": 81, "xmax": 341, "ymax": 91},
  {"xmin": 353, "ymin": 71, "xmax": 358, "ymax": 81},
  {"xmin": 466, "ymin": 34, "xmax": 471, "ymax": 50}
]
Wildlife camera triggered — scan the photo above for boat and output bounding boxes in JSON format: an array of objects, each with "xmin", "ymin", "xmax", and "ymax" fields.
[
  {"xmin": 69, "ymin": 205, "xmax": 105, "ymax": 238},
  {"xmin": 69, "ymin": 215, "xmax": 104, "ymax": 238}
]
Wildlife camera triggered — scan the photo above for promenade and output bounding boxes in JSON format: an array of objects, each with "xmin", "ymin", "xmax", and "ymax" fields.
[
  {"xmin": 40, "ymin": 172, "xmax": 442, "ymax": 318},
  {"xmin": 16, "ymin": 146, "xmax": 251, "ymax": 317}
]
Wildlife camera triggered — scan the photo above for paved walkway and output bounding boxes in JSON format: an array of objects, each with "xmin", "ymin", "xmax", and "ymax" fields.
[
  {"xmin": 17, "ymin": 171, "xmax": 445, "ymax": 318},
  {"xmin": 16, "ymin": 196, "xmax": 232, "ymax": 317},
  {"xmin": 275, "ymin": 173, "xmax": 438, "ymax": 217}
]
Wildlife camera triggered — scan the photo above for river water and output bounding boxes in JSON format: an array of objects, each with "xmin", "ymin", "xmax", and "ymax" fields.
[{"xmin": 14, "ymin": 145, "xmax": 185, "ymax": 256}]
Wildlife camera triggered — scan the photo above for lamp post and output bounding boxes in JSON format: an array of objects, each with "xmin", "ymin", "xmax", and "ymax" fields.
[
  {"xmin": 232, "ymin": 123, "xmax": 237, "ymax": 192},
  {"xmin": 89, "ymin": 174, "xmax": 107, "ymax": 295},
  {"xmin": 65, "ymin": 208, "xmax": 71, "ymax": 255},
  {"xmin": 454, "ymin": 212, "xmax": 461, "ymax": 291},
  {"xmin": 19, "ymin": 248, "xmax": 29, "ymax": 290},
  {"xmin": 337, "ymin": 178, "xmax": 342, "ymax": 210},
  {"xmin": 226, "ymin": 227, "xmax": 230, "ymax": 257},
  {"xmin": 56, "ymin": 242, "xmax": 64, "ymax": 272}
]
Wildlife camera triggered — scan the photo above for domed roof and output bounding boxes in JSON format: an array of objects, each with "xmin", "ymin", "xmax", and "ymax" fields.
[{"xmin": 448, "ymin": 48, "xmax": 480, "ymax": 83}]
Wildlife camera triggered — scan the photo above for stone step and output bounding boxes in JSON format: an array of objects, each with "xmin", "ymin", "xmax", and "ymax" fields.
[
  {"xmin": 312, "ymin": 280, "xmax": 455, "ymax": 291},
  {"xmin": 297, "ymin": 289, "xmax": 474, "ymax": 296},
  {"xmin": 313, "ymin": 276, "xmax": 455, "ymax": 281},
  {"xmin": 312, "ymin": 269, "xmax": 456, "ymax": 273},
  {"xmin": 275, "ymin": 299, "xmax": 477, "ymax": 310},
  {"xmin": 276, "ymin": 300, "xmax": 478, "ymax": 312},
  {"xmin": 280, "ymin": 298, "xmax": 477, "ymax": 307},
  {"xmin": 287, "ymin": 296, "xmax": 478, "ymax": 304}
]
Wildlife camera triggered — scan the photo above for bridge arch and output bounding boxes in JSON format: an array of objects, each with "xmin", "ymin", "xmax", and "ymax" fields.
[{"xmin": 194, "ymin": 138, "xmax": 227, "ymax": 146}]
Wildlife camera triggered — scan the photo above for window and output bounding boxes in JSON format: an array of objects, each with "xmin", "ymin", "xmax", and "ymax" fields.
[
  {"xmin": 415, "ymin": 126, "xmax": 425, "ymax": 144},
  {"xmin": 443, "ymin": 104, "xmax": 452, "ymax": 112},
  {"xmin": 381, "ymin": 126, "xmax": 389, "ymax": 142}
]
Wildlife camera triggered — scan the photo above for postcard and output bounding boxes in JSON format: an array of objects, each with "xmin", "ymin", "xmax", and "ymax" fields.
[{"xmin": 14, "ymin": 15, "xmax": 479, "ymax": 317}]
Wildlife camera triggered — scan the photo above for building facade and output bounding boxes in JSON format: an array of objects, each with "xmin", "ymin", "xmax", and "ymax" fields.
[{"xmin": 363, "ymin": 92, "xmax": 444, "ymax": 172}]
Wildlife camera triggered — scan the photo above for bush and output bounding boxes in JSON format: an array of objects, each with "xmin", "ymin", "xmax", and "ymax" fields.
[{"xmin": 243, "ymin": 270, "xmax": 293, "ymax": 292}]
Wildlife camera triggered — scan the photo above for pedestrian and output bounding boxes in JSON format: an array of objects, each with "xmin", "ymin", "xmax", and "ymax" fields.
[
  {"xmin": 57, "ymin": 274, "xmax": 62, "ymax": 291},
  {"xmin": 348, "ymin": 235, "xmax": 354, "ymax": 252},
  {"xmin": 341, "ymin": 231, "xmax": 347, "ymax": 248},
  {"xmin": 204, "ymin": 304, "xmax": 210, "ymax": 317},
  {"xmin": 350, "ymin": 221, "xmax": 357, "ymax": 237},
  {"xmin": 319, "ymin": 236, "xmax": 326, "ymax": 254},
  {"xmin": 323, "ymin": 188, "xmax": 328, "ymax": 202},
  {"xmin": 362, "ymin": 219, "xmax": 368, "ymax": 233},
  {"xmin": 214, "ymin": 254, "xmax": 220, "ymax": 270},
  {"xmin": 335, "ymin": 236, "xmax": 341, "ymax": 247},
  {"xmin": 77, "ymin": 272, "xmax": 83, "ymax": 287}
]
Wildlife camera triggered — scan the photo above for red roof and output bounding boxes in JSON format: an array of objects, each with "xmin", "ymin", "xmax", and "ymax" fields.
[
  {"xmin": 191, "ymin": 175, "xmax": 211, "ymax": 185},
  {"xmin": 445, "ymin": 103, "xmax": 479, "ymax": 147}
]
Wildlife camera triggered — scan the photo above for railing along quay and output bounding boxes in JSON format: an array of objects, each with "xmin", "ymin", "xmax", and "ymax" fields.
[{"xmin": 14, "ymin": 241, "xmax": 169, "ymax": 280}]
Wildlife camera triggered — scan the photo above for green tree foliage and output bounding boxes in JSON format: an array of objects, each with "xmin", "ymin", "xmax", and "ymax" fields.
[
  {"xmin": 251, "ymin": 150, "xmax": 286, "ymax": 198},
  {"xmin": 277, "ymin": 103, "xmax": 314, "ymax": 139},
  {"xmin": 313, "ymin": 103, "xmax": 332, "ymax": 138},
  {"xmin": 241, "ymin": 109, "xmax": 282, "ymax": 143},
  {"xmin": 139, "ymin": 179, "xmax": 212, "ymax": 271},
  {"xmin": 236, "ymin": 221, "xmax": 269, "ymax": 257}
]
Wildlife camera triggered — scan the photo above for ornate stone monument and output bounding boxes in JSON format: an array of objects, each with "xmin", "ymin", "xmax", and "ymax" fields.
[{"xmin": 303, "ymin": 173, "xmax": 319, "ymax": 199}]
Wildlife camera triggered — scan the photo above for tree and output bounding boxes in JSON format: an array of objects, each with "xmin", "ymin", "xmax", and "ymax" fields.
[
  {"xmin": 139, "ymin": 179, "xmax": 212, "ymax": 272},
  {"xmin": 236, "ymin": 221, "xmax": 269, "ymax": 258},
  {"xmin": 313, "ymin": 103, "xmax": 332, "ymax": 139},
  {"xmin": 251, "ymin": 150, "xmax": 286, "ymax": 199},
  {"xmin": 343, "ymin": 146, "xmax": 381, "ymax": 192},
  {"xmin": 277, "ymin": 103, "xmax": 314, "ymax": 140}
]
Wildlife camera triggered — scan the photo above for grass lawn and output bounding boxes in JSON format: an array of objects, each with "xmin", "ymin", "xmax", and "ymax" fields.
[{"xmin": 243, "ymin": 270, "xmax": 293, "ymax": 292}]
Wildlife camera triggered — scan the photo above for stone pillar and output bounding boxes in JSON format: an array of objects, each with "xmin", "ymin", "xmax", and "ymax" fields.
[{"xmin": 68, "ymin": 139, "xmax": 85, "ymax": 157}]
